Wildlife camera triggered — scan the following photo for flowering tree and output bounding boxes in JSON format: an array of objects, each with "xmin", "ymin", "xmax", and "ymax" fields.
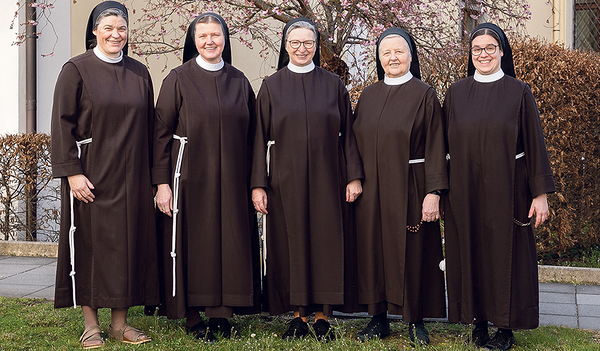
[
  {"xmin": 11, "ymin": 1, "xmax": 58, "ymax": 57},
  {"xmin": 12, "ymin": 0, "xmax": 532, "ymax": 89},
  {"xmin": 129, "ymin": 0, "xmax": 532, "ymax": 90}
]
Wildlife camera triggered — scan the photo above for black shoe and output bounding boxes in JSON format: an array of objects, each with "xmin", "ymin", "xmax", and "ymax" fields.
[
  {"xmin": 357, "ymin": 317, "xmax": 391, "ymax": 342},
  {"xmin": 281, "ymin": 317, "xmax": 309, "ymax": 340},
  {"xmin": 313, "ymin": 319, "xmax": 335, "ymax": 342},
  {"xmin": 186, "ymin": 320, "xmax": 216, "ymax": 342},
  {"xmin": 208, "ymin": 318, "xmax": 232, "ymax": 339},
  {"xmin": 408, "ymin": 321, "xmax": 430, "ymax": 346},
  {"xmin": 143, "ymin": 305, "xmax": 158, "ymax": 316},
  {"xmin": 483, "ymin": 329, "xmax": 515, "ymax": 350},
  {"xmin": 467, "ymin": 322, "xmax": 490, "ymax": 347}
]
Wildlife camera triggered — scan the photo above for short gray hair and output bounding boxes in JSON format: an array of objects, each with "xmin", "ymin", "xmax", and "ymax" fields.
[
  {"xmin": 93, "ymin": 8, "xmax": 128, "ymax": 30},
  {"xmin": 285, "ymin": 21, "xmax": 317, "ymax": 41},
  {"xmin": 378, "ymin": 34, "xmax": 410, "ymax": 56},
  {"xmin": 192, "ymin": 14, "xmax": 225, "ymax": 40}
]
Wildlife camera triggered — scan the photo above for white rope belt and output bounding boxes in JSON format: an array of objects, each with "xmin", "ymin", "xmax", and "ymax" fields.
[
  {"xmin": 408, "ymin": 158, "xmax": 425, "ymax": 164},
  {"xmin": 68, "ymin": 137, "xmax": 92, "ymax": 309},
  {"xmin": 446, "ymin": 152, "xmax": 525, "ymax": 160},
  {"xmin": 170, "ymin": 135, "xmax": 188, "ymax": 297},
  {"xmin": 265, "ymin": 140, "xmax": 275, "ymax": 179},
  {"xmin": 261, "ymin": 140, "xmax": 275, "ymax": 278}
]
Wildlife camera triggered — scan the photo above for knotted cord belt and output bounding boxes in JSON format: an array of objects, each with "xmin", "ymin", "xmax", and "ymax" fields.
[
  {"xmin": 261, "ymin": 140, "xmax": 275, "ymax": 278},
  {"xmin": 170, "ymin": 135, "xmax": 187, "ymax": 297},
  {"xmin": 406, "ymin": 158, "xmax": 426, "ymax": 232},
  {"xmin": 408, "ymin": 158, "xmax": 425, "ymax": 164},
  {"xmin": 68, "ymin": 137, "xmax": 92, "ymax": 309}
]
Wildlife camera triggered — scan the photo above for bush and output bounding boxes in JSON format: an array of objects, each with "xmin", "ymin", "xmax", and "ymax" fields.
[
  {"xmin": 0, "ymin": 133, "xmax": 60, "ymax": 242},
  {"xmin": 512, "ymin": 37, "xmax": 600, "ymax": 260}
]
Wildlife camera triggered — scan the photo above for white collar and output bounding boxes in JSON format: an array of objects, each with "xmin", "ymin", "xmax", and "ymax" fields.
[
  {"xmin": 196, "ymin": 56, "xmax": 224, "ymax": 71},
  {"xmin": 287, "ymin": 61, "xmax": 315, "ymax": 73},
  {"xmin": 474, "ymin": 69, "xmax": 505, "ymax": 83},
  {"xmin": 93, "ymin": 47, "xmax": 123, "ymax": 64},
  {"xmin": 384, "ymin": 71, "xmax": 413, "ymax": 86}
]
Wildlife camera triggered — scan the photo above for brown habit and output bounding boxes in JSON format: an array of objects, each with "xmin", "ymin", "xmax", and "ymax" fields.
[
  {"xmin": 51, "ymin": 50, "xmax": 159, "ymax": 309},
  {"xmin": 153, "ymin": 61, "xmax": 260, "ymax": 319},
  {"xmin": 443, "ymin": 76, "xmax": 555, "ymax": 329},
  {"xmin": 353, "ymin": 78, "xmax": 447, "ymax": 321},
  {"xmin": 251, "ymin": 67, "xmax": 364, "ymax": 316}
]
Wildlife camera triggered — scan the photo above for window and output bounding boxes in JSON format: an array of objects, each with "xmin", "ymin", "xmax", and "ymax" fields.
[{"xmin": 575, "ymin": 0, "xmax": 600, "ymax": 52}]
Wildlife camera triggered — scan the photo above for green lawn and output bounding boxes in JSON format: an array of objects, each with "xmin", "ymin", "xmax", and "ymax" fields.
[{"xmin": 0, "ymin": 297, "xmax": 598, "ymax": 350}]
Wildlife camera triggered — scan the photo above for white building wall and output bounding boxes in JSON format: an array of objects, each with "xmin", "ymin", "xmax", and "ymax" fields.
[
  {"xmin": 0, "ymin": 0, "xmax": 71, "ymax": 135},
  {"xmin": 0, "ymin": 0, "xmax": 21, "ymax": 134},
  {"xmin": 525, "ymin": 0, "xmax": 574, "ymax": 48},
  {"xmin": 526, "ymin": 0, "xmax": 555, "ymax": 40},
  {"xmin": 37, "ymin": 0, "xmax": 72, "ymax": 133}
]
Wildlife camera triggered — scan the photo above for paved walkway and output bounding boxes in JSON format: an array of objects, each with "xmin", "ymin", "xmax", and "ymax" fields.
[
  {"xmin": 1, "ymin": 255, "xmax": 599, "ymax": 330},
  {"xmin": 0, "ymin": 255, "xmax": 56, "ymax": 299}
]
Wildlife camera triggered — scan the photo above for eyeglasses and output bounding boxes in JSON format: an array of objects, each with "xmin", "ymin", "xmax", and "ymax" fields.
[
  {"xmin": 287, "ymin": 40, "xmax": 316, "ymax": 49},
  {"xmin": 471, "ymin": 44, "xmax": 499, "ymax": 56}
]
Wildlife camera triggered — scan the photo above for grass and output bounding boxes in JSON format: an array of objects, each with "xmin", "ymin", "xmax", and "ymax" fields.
[{"xmin": 0, "ymin": 298, "xmax": 599, "ymax": 350}]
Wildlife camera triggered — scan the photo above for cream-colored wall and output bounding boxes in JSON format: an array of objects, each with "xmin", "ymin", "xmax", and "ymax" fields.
[
  {"xmin": 526, "ymin": 0, "xmax": 555, "ymax": 40},
  {"xmin": 230, "ymin": 38, "xmax": 278, "ymax": 93},
  {"xmin": 70, "ymin": 1, "xmax": 95, "ymax": 56},
  {"xmin": 525, "ymin": 0, "xmax": 574, "ymax": 47}
]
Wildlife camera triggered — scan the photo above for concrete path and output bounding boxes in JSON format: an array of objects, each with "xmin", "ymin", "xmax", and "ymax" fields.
[
  {"xmin": 1, "ymin": 255, "xmax": 599, "ymax": 330},
  {"xmin": 0, "ymin": 255, "xmax": 56, "ymax": 299}
]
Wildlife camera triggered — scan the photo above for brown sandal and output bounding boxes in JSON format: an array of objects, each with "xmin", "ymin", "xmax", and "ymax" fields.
[
  {"xmin": 79, "ymin": 325, "xmax": 104, "ymax": 349},
  {"xmin": 108, "ymin": 323, "xmax": 151, "ymax": 345}
]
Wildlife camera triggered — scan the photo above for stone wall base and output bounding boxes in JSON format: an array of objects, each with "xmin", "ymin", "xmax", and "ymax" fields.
[
  {"xmin": 0, "ymin": 241, "xmax": 58, "ymax": 257},
  {"xmin": 538, "ymin": 265, "xmax": 600, "ymax": 285}
]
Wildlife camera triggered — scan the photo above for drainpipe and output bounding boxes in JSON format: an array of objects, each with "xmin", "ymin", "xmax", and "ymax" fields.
[
  {"xmin": 25, "ymin": 0, "xmax": 37, "ymax": 240},
  {"xmin": 25, "ymin": 0, "xmax": 37, "ymax": 133},
  {"xmin": 552, "ymin": 0, "xmax": 560, "ymax": 44}
]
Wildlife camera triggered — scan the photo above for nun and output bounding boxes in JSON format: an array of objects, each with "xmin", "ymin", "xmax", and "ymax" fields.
[
  {"xmin": 51, "ymin": 1, "xmax": 158, "ymax": 348},
  {"xmin": 153, "ymin": 13, "xmax": 260, "ymax": 341},
  {"xmin": 352, "ymin": 28, "xmax": 447, "ymax": 345},
  {"xmin": 443, "ymin": 23, "xmax": 555, "ymax": 350},
  {"xmin": 251, "ymin": 18, "xmax": 364, "ymax": 341}
]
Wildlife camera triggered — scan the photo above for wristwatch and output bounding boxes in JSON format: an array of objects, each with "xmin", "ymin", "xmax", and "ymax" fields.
[{"xmin": 429, "ymin": 190, "xmax": 442, "ymax": 196}]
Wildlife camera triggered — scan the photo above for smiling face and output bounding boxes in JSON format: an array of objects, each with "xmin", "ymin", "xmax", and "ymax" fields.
[
  {"xmin": 471, "ymin": 34, "xmax": 503, "ymax": 76},
  {"xmin": 285, "ymin": 27, "xmax": 317, "ymax": 67},
  {"xmin": 378, "ymin": 36, "xmax": 412, "ymax": 79},
  {"xmin": 92, "ymin": 15, "xmax": 127, "ymax": 58},
  {"xmin": 195, "ymin": 21, "xmax": 225, "ymax": 64}
]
